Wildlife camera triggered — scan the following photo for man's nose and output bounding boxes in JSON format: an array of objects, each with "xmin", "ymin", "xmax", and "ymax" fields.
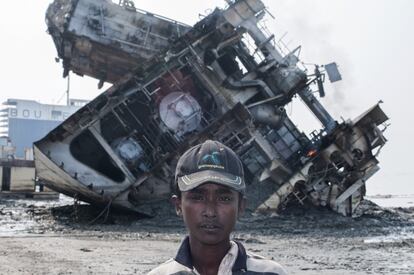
[{"xmin": 202, "ymin": 200, "xmax": 217, "ymax": 218}]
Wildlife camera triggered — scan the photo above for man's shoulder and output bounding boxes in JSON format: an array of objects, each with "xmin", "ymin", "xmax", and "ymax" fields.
[
  {"xmin": 245, "ymin": 251, "xmax": 288, "ymax": 275},
  {"xmin": 147, "ymin": 258, "xmax": 193, "ymax": 275}
]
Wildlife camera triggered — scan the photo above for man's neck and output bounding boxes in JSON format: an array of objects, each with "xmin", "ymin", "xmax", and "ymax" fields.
[{"xmin": 189, "ymin": 236, "xmax": 231, "ymax": 275}]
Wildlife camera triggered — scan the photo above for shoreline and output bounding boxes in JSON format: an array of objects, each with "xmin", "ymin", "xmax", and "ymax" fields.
[{"xmin": 0, "ymin": 198, "xmax": 413, "ymax": 274}]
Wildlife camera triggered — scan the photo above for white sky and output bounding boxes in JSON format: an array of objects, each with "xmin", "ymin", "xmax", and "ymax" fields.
[{"xmin": 0, "ymin": 0, "xmax": 413, "ymax": 195}]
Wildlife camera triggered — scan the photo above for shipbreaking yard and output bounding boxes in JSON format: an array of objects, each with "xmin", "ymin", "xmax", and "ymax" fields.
[
  {"xmin": 0, "ymin": 0, "xmax": 413, "ymax": 274},
  {"xmin": 0, "ymin": 196, "xmax": 413, "ymax": 274}
]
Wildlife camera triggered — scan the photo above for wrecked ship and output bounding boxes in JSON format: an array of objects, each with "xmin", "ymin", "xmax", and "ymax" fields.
[{"xmin": 34, "ymin": 0, "xmax": 389, "ymax": 216}]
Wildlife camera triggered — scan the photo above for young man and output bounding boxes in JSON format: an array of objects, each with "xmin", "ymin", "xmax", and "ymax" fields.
[{"xmin": 149, "ymin": 140, "xmax": 287, "ymax": 275}]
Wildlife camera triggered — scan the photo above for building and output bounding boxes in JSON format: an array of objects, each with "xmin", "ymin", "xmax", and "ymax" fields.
[
  {"xmin": 0, "ymin": 137, "xmax": 15, "ymax": 159},
  {"xmin": 0, "ymin": 98, "xmax": 88, "ymax": 158},
  {"xmin": 0, "ymin": 99, "xmax": 87, "ymax": 197}
]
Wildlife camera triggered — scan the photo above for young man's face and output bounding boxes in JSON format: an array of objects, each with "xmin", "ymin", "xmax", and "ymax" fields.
[{"xmin": 174, "ymin": 182, "xmax": 245, "ymax": 246}]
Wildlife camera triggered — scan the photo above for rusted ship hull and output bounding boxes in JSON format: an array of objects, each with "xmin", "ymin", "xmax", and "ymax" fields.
[{"xmin": 36, "ymin": 0, "xmax": 389, "ymax": 216}]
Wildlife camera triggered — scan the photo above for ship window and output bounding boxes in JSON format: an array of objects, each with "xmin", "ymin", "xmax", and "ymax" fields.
[
  {"xmin": 235, "ymin": 56, "xmax": 248, "ymax": 75},
  {"xmin": 70, "ymin": 130, "xmax": 125, "ymax": 183},
  {"xmin": 51, "ymin": 110, "xmax": 62, "ymax": 120}
]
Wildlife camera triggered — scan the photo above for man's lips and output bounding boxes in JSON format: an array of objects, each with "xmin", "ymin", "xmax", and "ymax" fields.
[{"xmin": 199, "ymin": 222, "xmax": 223, "ymax": 230}]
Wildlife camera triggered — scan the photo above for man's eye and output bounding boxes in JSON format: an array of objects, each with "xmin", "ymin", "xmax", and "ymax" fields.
[
  {"xmin": 189, "ymin": 195, "xmax": 204, "ymax": 201},
  {"xmin": 218, "ymin": 196, "xmax": 233, "ymax": 202}
]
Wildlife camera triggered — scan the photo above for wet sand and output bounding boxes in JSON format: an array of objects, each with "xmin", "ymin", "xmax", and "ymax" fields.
[{"xmin": 0, "ymin": 198, "xmax": 413, "ymax": 274}]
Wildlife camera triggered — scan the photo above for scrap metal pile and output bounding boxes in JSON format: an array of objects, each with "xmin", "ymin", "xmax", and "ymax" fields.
[{"xmin": 35, "ymin": 0, "xmax": 389, "ymax": 216}]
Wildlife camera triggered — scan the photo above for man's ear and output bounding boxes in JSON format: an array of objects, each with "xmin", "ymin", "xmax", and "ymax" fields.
[
  {"xmin": 238, "ymin": 196, "xmax": 246, "ymax": 218},
  {"xmin": 171, "ymin": 195, "xmax": 182, "ymax": 216}
]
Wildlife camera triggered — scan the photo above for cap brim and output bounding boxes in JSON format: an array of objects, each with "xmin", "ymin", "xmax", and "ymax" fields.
[{"xmin": 178, "ymin": 170, "xmax": 245, "ymax": 193}]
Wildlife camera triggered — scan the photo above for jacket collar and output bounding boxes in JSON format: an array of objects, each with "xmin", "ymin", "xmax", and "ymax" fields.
[
  {"xmin": 232, "ymin": 241, "xmax": 248, "ymax": 271},
  {"xmin": 174, "ymin": 236, "xmax": 193, "ymax": 269},
  {"xmin": 174, "ymin": 236, "xmax": 248, "ymax": 272}
]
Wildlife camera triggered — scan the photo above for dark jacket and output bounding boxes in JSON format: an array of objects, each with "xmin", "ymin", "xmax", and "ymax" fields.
[{"xmin": 148, "ymin": 237, "xmax": 287, "ymax": 275}]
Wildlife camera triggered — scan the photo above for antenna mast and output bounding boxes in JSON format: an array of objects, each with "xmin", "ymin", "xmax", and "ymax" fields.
[{"xmin": 66, "ymin": 73, "xmax": 70, "ymax": 106}]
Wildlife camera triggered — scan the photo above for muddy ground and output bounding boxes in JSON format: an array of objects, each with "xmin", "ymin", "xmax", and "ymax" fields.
[{"xmin": 0, "ymin": 197, "xmax": 413, "ymax": 275}]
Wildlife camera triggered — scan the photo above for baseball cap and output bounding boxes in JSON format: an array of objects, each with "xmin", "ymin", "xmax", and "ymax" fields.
[{"xmin": 175, "ymin": 140, "xmax": 245, "ymax": 194}]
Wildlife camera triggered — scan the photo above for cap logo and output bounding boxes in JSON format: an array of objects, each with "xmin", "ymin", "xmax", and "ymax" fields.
[{"xmin": 198, "ymin": 151, "xmax": 225, "ymax": 170}]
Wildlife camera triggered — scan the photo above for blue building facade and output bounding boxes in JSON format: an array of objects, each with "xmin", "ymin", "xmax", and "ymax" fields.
[{"xmin": 1, "ymin": 99, "xmax": 88, "ymax": 158}]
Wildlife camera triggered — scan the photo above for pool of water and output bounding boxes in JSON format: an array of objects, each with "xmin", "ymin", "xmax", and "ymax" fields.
[{"xmin": 367, "ymin": 195, "xmax": 414, "ymax": 208}]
